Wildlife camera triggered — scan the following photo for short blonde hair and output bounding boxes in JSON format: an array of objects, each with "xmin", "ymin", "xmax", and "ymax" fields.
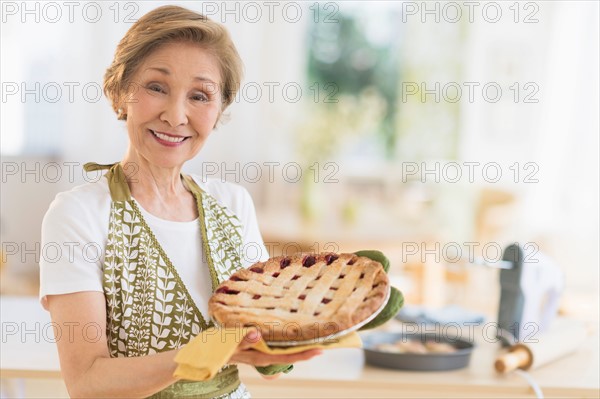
[{"xmin": 103, "ymin": 5, "xmax": 243, "ymax": 120}]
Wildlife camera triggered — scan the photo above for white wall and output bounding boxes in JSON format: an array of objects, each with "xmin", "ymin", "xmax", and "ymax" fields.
[{"xmin": 1, "ymin": 1, "xmax": 598, "ymax": 301}]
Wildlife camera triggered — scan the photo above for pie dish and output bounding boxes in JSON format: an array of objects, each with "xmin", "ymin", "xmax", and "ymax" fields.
[{"xmin": 208, "ymin": 252, "xmax": 390, "ymax": 343}]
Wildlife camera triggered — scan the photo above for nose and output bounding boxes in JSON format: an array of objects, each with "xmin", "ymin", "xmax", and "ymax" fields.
[{"xmin": 160, "ymin": 95, "xmax": 188, "ymax": 127}]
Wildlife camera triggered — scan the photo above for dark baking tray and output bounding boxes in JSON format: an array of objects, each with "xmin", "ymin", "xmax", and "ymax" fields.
[{"xmin": 362, "ymin": 332, "xmax": 474, "ymax": 371}]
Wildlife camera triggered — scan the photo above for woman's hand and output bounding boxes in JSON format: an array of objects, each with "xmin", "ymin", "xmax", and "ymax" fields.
[{"xmin": 229, "ymin": 329, "xmax": 322, "ymax": 367}]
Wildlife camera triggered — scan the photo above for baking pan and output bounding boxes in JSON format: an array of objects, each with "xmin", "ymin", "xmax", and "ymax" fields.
[{"xmin": 362, "ymin": 332, "xmax": 474, "ymax": 371}]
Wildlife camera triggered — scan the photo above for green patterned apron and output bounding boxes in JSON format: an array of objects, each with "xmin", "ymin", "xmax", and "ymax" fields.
[{"xmin": 84, "ymin": 162, "xmax": 247, "ymax": 399}]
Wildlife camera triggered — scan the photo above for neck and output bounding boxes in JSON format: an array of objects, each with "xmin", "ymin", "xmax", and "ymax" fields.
[
  {"xmin": 119, "ymin": 147, "xmax": 198, "ymax": 222},
  {"xmin": 121, "ymin": 156, "xmax": 185, "ymax": 196}
]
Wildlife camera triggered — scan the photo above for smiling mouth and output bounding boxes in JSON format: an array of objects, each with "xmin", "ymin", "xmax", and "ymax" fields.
[{"xmin": 149, "ymin": 129, "xmax": 190, "ymax": 143}]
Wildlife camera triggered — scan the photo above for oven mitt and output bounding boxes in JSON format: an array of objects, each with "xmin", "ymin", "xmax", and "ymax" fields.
[
  {"xmin": 255, "ymin": 364, "xmax": 294, "ymax": 376},
  {"xmin": 175, "ymin": 326, "xmax": 361, "ymax": 380},
  {"xmin": 354, "ymin": 250, "xmax": 404, "ymax": 331}
]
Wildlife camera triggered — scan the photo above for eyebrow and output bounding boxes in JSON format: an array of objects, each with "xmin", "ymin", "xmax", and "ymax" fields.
[{"xmin": 146, "ymin": 67, "xmax": 218, "ymax": 86}]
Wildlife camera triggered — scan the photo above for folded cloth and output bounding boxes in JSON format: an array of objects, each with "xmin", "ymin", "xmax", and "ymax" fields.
[{"xmin": 173, "ymin": 327, "xmax": 362, "ymax": 381}]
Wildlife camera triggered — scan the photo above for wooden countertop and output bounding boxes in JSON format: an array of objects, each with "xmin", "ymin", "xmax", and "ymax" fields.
[
  {"xmin": 2, "ymin": 296, "xmax": 599, "ymax": 398},
  {"xmin": 238, "ymin": 331, "xmax": 599, "ymax": 398},
  {"xmin": 240, "ymin": 317, "xmax": 600, "ymax": 398}
]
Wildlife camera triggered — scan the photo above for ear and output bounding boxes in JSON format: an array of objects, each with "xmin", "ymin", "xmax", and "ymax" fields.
[
  {"xmin": 117, "ymin": 106, "xmax": 128, "ymax": 121},
  {"xmin": 213, "ymin": 105, "xmax": 225, "ymax": 129},
  {"xmin": 117, "ymin": 81, "xmax": 141, "ymax": 120},
  {"xmin": 115, "ymin": 90, "xmax": 128, "ymax": 120}
]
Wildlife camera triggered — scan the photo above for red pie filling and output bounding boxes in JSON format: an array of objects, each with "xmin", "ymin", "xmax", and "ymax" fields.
[
  {"xmin": 302, "ymin": 255, "xmax": 316, "ymax": 267},
  {"xmin": 325, "ymin": 254, "xmax": 338, "ymax": 265},
  {"xmin": 216, "ymin": 286, "xmax": 239, "ymax": 295}
]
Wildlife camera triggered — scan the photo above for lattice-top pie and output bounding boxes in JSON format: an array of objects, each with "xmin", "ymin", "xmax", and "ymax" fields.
[{"xmin": 208, "ymin": 252, "xmax": 390, "ymax": 342}]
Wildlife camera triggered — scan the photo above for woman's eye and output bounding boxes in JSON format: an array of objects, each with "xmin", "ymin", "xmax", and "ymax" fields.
[
  {"xmin": 191, "ymin": 92, "xmax": 208, "ymax": 102},
  {"xmin": 147, "ymin": 84, "xmax": 164, "ymax": 93}
]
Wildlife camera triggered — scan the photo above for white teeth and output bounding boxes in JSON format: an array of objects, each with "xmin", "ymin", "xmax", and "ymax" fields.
[{"xmin": 151, "ymin": 130, "xmax": 186, "ymax": 143}]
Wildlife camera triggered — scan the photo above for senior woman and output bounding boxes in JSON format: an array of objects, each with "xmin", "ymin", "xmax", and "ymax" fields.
[{"xmin": 39, "ymin": 5, "xmax": 321, "ymax": 398}]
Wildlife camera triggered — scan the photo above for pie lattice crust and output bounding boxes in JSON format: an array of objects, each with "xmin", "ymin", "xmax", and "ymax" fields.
[{"xmin": 208, "ymin": 252, "xmax": 389, "ymax": 342}]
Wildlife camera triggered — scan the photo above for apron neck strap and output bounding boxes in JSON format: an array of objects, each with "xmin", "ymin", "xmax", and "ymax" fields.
[
  {"xmin": 181, "ymin": 174, "xmax": 205, "ymax": 197},
  {"xmin": 84, "ymin": 162, "xmax": 204, "ymax": 202},
  {"xmin": 84, "ymin": 162, "xmax": 132, "ymax": 202}
]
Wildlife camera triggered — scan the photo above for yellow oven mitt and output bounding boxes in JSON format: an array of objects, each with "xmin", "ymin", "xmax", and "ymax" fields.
[{"xmin": 173, "ymin": 327, "xmax": 362, "ymax": 381}]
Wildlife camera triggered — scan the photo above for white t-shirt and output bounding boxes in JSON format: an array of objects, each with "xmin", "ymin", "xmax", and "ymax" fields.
[{"xmin": 39, "ymin": 175, "xmax": 269, "ymax": 318}]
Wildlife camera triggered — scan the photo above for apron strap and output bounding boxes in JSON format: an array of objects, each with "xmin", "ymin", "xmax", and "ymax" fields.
[
  {"xmin": 83, "ymin": 162, "xmax": 115, "ymax": 172},
  {"xmin": 181, "ymin": 174, "xmax": 205, "ymax": 196},
  {"xmin": 83, "ymin": 162, "xmax": 132, "ymax": 202},
  {"xmin": 84, "ymin": 162, "xmax": 205, "ymax": 204}
]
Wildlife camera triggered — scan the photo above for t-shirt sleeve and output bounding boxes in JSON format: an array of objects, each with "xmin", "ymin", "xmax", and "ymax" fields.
[{"xmin": 39, "ymin": 190, "xmax": 106, "ymax": 310}]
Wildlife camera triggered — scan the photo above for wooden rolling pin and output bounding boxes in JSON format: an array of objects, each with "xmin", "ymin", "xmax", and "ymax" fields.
[{"xmin": 495, "ymin": 319, "xmax": 586, "ymax": 373}]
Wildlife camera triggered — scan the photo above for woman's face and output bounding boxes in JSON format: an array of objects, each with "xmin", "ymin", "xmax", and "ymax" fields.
[{"xmin": 123, "ymin": 41, "xmax": 222, "ymax": 169}]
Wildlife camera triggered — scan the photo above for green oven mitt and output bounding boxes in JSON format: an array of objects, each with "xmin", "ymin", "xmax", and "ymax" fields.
[
  {"xmin": 355, "ymin": 250, "xmax": 404, "ymax": 331},
  {"xmin": 255, "ymin": 364, "xmax": 294, "ymax": 376}
]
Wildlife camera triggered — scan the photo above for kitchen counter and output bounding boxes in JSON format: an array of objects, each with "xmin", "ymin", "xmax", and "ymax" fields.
[
  {"xmin": 238, "ymin": 329, "xmax": 599, "ymax": 398},
  {"xmin": 2, "ymin": 296, "xmax": 599, "ymax": 398}
]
